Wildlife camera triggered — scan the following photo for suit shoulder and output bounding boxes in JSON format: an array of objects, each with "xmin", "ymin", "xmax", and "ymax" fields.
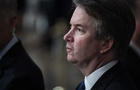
[{"xmin": 92, "ymin": 63, "xmax": 137, "ymax": 90}]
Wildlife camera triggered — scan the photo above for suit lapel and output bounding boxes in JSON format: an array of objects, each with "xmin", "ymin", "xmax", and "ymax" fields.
[
  {"xmin": 91, "ymin": 62, "xmax": 120, "ymax": 90},
  {"xmin": 0, "ymin": 41, "xmax": 21, "ymax": 79}
]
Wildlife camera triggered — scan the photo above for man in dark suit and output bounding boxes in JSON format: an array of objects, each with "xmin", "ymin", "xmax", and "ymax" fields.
[
  {"xmin": 0, "ymin": 0, "xmax": 44, "ymax": 90},
  {"xmin": 121, "ymin": 0, "xmax": 140, "ymax": 89},
  {"xmin": 63, "ymin": 0, "xmax": 137, "ymax": 89}
]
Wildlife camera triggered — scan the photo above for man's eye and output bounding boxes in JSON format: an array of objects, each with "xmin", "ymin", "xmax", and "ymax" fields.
[
  {"xmin": 75, "ymin": 28, "xmax": 85, "ymax": 34},
  {"xmin": 77, "ymin": 28, "xmax": 81, "ymax": 31},
  {"xmin": 77, "ymin": 28, "xmax": 84, "ymax": 32}
]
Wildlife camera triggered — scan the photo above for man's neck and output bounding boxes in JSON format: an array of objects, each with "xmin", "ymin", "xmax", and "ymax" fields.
[{"xmin": 79, "ymin": 52, "xmax": 114, "ymax": 76}]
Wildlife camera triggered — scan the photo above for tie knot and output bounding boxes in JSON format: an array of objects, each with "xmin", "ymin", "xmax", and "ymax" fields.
[{"xmin": 78, "ymin": 80, "xmax": 85, "ymax": 90}]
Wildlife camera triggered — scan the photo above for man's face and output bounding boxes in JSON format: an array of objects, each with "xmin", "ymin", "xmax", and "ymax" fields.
[{"xmin": 64, "ymin": 6, "xmax": 102, "ymax": 66}]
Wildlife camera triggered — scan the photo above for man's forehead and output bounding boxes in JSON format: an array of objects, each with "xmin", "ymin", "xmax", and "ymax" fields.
[{"xmin": 70, "ymin": 6, "xmax": 94, "ymax": 26}]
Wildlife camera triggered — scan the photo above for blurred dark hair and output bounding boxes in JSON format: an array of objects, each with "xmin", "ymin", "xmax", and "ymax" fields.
[
  {"xmin": 17, "ymin": 0, "xmax": 26, "ymax": 14},
  {"xmin": 125, "ymin": 0, "xmax": 137, "ymax": 11},
  {"xmin": 0, "ymin": 0, "xmax": 17, "ymax": 16}
]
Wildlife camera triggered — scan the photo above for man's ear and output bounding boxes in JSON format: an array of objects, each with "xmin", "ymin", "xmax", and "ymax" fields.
[
  {"xmin": 100, "ymin": 38, "xmax": 114, "ymax": 54},
  {"xmin": 10, "ymin": 16, "xmax": 17, "ymax": 29}
]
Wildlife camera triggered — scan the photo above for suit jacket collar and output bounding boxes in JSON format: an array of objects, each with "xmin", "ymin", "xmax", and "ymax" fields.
[
  {"xmin": 91, "ymin": 62, "xmax": 120, "ymax": 90},
  {"xmin": 76, "ymin": 62, "xmax": 120, "ymax": 90},
  {"xmin": 0, "ymin": 35, "xmax": 18, "ymax": 60},
  {"xmin": 0, "ymin": 41, "xmax": 23, "ymax": 78}
]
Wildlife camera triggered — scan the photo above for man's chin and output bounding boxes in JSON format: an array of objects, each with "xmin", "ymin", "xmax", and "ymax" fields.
[{"xmin": 67, "ymin": 58, "xmax": 77, "ymax": 64}]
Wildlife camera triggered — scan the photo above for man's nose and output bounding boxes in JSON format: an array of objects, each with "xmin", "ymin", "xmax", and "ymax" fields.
[{"xmin": 64, "ymin": 30, "xmax": 74, "ymax": 42}]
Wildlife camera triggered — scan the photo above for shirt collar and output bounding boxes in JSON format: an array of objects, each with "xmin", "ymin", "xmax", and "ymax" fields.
[
  {"xmin": 0, "ymin": 34, "xmax": 18, "ymax": 60},
  {"xmin": 84, "ymin": 60, "xmax": 118, "ymax": 90},
  {"xmin": 130, "ymin": 42, "xmax": 140, "ymax": 57}
]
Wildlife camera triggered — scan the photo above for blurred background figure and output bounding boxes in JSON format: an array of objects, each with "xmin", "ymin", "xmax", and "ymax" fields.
[
  {"xmin": 16, "ymin": 0, "xmax": 83, "ymax": 90},
  {"xmin": 121, "ymin": 0, "xmax": 140, "ymax": 89},
  {"xmin": 0, "ymin": 0, "xmax": 44, "ymax": 90}
]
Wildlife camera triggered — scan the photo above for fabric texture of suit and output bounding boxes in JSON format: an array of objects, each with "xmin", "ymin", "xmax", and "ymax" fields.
[
  {"xmin": 0, "ymin": 41, "xmax": 44, "ymax": 90},
  {"xmin": 76, "ymin": 62, "xmax": 137, "ymax": 90},
  {"xmin": 121, "ymin": 46, "xmax": 140, "ymax": 90}
]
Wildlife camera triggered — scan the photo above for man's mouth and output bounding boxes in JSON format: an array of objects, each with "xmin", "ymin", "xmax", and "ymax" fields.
[{"xmin": 66, "ymin": 47, "xmax": 72, "ymax": 53}]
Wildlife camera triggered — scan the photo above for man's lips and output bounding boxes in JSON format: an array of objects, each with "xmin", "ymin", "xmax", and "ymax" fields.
[{"xmin": 66, "ymin": 47, "xmax": 72, "ymax": 53}]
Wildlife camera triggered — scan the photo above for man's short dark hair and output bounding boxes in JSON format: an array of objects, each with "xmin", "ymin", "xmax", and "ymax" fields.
[{"xmin": 73, "ymin": 0, "xmax": 135, "ymax": 57}]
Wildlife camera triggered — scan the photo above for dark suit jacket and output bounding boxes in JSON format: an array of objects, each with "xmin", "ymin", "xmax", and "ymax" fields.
[
  {"xmin": 77, "ymin": 62, "xmax": 137, "ymax": 90},
  {"xmin": 121, "ymin": 46, "xmax": 140, "ymax": 90},
  {"xmin": 0, "ymin": 41, "xmax": 44, "ymax": 90}
]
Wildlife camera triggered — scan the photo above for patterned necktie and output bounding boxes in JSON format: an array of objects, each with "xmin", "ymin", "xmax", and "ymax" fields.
[{"xmin": 78, "ymin": 80, "xmax": 85, "ymax": 90}]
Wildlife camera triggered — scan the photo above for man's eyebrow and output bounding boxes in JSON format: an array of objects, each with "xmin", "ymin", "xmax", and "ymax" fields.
[{"xmin": 73, "ymin": 24, "xmax": 86, "ymax": 28}]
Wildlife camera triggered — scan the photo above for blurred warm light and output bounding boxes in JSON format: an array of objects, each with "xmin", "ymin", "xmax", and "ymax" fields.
[{"xmin": 53, "ymin": 86, "xmax": 64, "ymax": 90}]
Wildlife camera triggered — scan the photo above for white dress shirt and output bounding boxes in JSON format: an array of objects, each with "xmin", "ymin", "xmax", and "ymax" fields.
[
  {"xmin": 84, "ymin": 60, "xmax": 118, "ymax": 90},
  {"xmin": 0, "ymin": 35, "xmax": 18, "ymax": 60}
]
